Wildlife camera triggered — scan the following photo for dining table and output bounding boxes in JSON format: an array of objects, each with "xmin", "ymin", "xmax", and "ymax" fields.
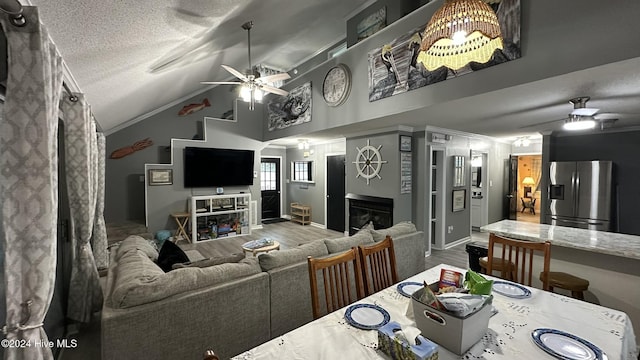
[{"xmin": 232, "ymin": 263, "xmax": 638, "ymax": 360}]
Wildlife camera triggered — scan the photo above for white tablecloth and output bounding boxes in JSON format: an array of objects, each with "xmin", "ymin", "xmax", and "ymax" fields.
[{"xmin": 233, "ymin": 264, "xmax": 638, "ymax": 360}]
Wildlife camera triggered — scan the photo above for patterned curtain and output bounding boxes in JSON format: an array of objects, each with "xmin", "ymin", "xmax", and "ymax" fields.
[
  {"xmin": 91, "ymin": 132, "xmax": 108, "ymax": 270},
  {"xmin": 63, "ymin": 95, "xmax": 103, "ymax": 323},
  {"xmin": 0, "ymin": 7, "xmax": 63, "ymax": 360}
]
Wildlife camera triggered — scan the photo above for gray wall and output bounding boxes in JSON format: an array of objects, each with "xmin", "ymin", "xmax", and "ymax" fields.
[
  {"xmin": 286, "ymin": 140, "xmax": 346, "ymax": 225},
  {"xmin": 426, "ymin": 128, "xmax": 511, "ymax": 246},
  {"xmin": 346, "ymin": 0, "xmax": 423, "ymax": 47},
  {"xmin": 263, "ymin": 0, "xmax": 640, "ymax": 143},
  {"xmin": 105, "ymin": 85, "xmax": 240, "ymax": 224},
  {"xmin": 144, "ymin": 104, "xmax": 264, "ymax": 234},
  {"xmin": 346, "ymin": 131, "xmax": 414, "ymax": 224},
  {"xmin": 545, "ymin": 130, "xmax": 640, "ymax": 235}
]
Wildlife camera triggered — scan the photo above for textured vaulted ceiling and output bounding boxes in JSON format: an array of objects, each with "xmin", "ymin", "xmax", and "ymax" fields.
[
  {"xmin": 23, "ymin": 0, "xmax": 640, "ymax": 143},
  {"xmin": 27, "ymin": 0, "xmax": 372, "ymax": 132}
]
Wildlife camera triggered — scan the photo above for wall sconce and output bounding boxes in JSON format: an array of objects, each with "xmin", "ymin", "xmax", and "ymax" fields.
[{"xmin": 418, "ymin": 0, "xmax": 503, "ymax": 71}]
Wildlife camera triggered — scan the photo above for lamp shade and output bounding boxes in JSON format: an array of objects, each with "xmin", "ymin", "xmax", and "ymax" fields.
[
  {"xmin": 522, "ymin": 176, "xmax": 536, "ymax": 185},
  {"xmin": 418, "ymin": 0, "xmax": 503, "ymax": 71}
]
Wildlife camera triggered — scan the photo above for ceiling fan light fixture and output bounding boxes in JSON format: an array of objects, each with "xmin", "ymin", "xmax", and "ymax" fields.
[
  {"xmin": 564, "ymin": 115, "xmax": 596, "ymax": 131},
  {"xmin": 418, "ymin": 0, "xmax": 504, "ymax": 71}
]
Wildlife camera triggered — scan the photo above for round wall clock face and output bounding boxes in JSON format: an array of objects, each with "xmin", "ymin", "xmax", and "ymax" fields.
[{"xmin": 322, "ymin": 64, "xmax": 351, "ymax": 107}]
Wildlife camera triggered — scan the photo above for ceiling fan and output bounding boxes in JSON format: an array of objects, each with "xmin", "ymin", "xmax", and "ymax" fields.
[
  {"xmin": 520, "ymin": 96, "xmax": 624, "ymax": 132},
  {"xmin": 201, "ymin": 21, "xmax": 291, "ymax": 110}
]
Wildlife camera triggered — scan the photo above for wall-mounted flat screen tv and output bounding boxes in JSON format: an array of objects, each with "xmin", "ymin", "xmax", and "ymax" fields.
[{"xmin": 184, "ymin": 147, "xmax": 254, "ymax": 187}]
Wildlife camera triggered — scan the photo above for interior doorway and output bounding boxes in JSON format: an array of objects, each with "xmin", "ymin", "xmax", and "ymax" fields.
[{"xmin": 514, "ymin": 154, "xmax": 542, "ymax": 224}]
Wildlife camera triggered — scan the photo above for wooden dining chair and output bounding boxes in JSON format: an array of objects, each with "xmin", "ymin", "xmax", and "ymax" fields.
[
  {"xmin": 307, "ymin": 248, "xmax": 365, "ymax": 319},
  {"xmin": 358, "ymin": 235, "xmax": 399, "ymax": 295},
  {"xmin": 487, "ymin": 233, "xmax": 551, "ymax": 290},
  {"xmin": 479, "ymin": 256, "xmax": 516, "ymax": 281}
]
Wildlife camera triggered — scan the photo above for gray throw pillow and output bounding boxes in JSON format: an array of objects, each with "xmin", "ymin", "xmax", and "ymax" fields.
[
  {"xmin": 172, "ymin": 253, "xmax": 246, "ymax": 269},
  {"xmin": 115, "ymin": 235, "xmax": 159, "ymax": 261},
  {"xmin": 370, "ymin": 221, "xmax": 417, "ymax": 242},
  {"xmin": 258, "ymin": 240, "xmax": 328, "ymax": 271},
  {"xmin": 324, "ymin": 230, "xmax": 374, "ymax": 253}
]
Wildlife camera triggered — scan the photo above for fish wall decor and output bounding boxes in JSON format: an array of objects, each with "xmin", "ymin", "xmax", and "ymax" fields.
[
  {"xmin": 110, "ymin": 138, "xmax": 153, "ymax": 159},
  {"xmin": 179, "ymin": 98, "xmax": 210, "ymax": 116}
]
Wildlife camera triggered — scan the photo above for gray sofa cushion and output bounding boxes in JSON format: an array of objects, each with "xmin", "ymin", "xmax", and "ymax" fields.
[
  {"xmin": 324, "ymin": 230, "xmax": 374, "ymax": 253},
  {"xmin": 258, "ymin": 240, "xmax": 328, "ymax": 271},
  {"xmin": 370, "ymin": 221, "xmax": 417, "ymax": 242},
  {"xmin": 172, "ymin": 253, "xmax": 245, "ymax": 269},
  {"xmin": 110, "ymin": 250, "xmax": 261, "ymax": 308},
  {"xmin": 115, "ymin": 235, "xmax": 159, "ymax": 261}
]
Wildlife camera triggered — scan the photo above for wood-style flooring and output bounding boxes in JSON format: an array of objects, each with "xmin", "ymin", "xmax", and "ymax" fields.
[
  {"xmin": 179, "ymin": 220, "xmax": 345, "ymax": 258},
  {"xmin": 180, "ymin": 219, "xmax": 477, "ymax": 273}
]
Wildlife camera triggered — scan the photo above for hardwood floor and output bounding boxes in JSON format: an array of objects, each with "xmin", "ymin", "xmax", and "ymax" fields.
[
  {"xmin": 181, "ymin": 220, "xmax": 477, "ymax": 275},
  {"xmin": 180, "ymin": 220, "xmax": 345, "ymax": 258}
]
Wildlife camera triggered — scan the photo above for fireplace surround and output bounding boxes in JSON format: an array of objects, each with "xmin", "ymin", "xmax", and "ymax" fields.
[{"xmin": 345, "ymin": 193, "xmax": 393, "ymax": 235}]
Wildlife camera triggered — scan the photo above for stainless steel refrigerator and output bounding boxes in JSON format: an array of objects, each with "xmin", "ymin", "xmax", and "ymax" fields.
[{"xmin": 545, "ymin": 161, "xmax": 613, "ymax": 231}]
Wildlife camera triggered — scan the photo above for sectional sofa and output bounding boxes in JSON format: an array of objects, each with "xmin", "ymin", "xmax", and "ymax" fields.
[{"xmin": 101, "ymin": 222, "xmax": 425, "ymax": 360}]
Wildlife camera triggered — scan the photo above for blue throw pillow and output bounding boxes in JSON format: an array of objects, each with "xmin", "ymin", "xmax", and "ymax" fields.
[{"xmin": 156, "ymin": 240, "xmax": 189, "ymax": 272}]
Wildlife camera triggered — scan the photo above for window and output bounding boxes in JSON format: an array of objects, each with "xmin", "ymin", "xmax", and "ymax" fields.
[
  {"xmin": 261, "ymin": 162, "xmax": 277, "ymax": 190},
  {"xmin": 291, "ymin": 161, "xmax": 313, "ymax": 182}
]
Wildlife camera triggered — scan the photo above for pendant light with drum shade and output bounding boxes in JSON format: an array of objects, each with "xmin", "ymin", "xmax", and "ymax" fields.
[{"xmin": 418, "ymin": 0, "xmax": 504, "ymax": 71}]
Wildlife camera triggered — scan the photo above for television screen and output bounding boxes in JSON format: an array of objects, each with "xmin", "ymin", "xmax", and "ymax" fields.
[{"xmin": 184, "ymin": 147, "xmax": 254, "ymax": 187}]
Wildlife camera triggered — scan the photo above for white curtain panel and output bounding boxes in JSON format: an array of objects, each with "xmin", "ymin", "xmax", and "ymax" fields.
[
  {"xmin": 0, "ymin": 7, "xmax": 63, "ymax": 360},
  {"xmin": 63, "ymin": 94, "xmax": 103, "ymax": 323},
  {"xmin": 91, "ymin": 132, "xmax": 108, "ymax": 270}
]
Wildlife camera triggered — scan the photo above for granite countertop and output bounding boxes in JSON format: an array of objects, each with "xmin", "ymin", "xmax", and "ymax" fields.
[{"xmin": 480, "ymin": 220, "xmax": 640, "ymax": 260}]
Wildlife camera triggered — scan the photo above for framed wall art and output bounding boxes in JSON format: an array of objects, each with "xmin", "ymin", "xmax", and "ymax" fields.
[
  {"xmin": 452, "ymin": 189, "xmax": 466, "ymax": 212},
  {"xmin": 148, "ymin": 169, "xmax": 173, "ymax": 186}
]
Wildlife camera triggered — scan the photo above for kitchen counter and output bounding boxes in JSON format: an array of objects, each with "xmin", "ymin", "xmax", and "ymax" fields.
[
  {"xmin": 480, "ymin": 219, "xmax": 640, "ymax": 343},
  {"xmin": 481, "ymin": 219, "xmax": 640, "ymax": 260}
]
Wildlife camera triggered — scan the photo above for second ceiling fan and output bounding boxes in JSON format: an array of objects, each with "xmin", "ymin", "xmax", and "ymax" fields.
[{"xmin": 201, "ymin": 21, "xmax": 291, "ymax": 110}]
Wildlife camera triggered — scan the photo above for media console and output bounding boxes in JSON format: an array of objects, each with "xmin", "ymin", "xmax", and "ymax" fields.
[{"xmin": 189, "ymin": 193, "xmax": 251, "ymax": 242}]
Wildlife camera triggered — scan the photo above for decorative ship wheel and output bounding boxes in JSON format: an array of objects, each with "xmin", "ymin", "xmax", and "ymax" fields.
[{"xmin": 353, "ymin": 139, "xmax": 387, "ymax": 184}]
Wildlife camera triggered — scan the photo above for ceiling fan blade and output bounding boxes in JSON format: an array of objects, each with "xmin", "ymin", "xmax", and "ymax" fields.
[
  {"xmin": 221, "ymin": 64, "xmax": 248, "ymax": 82},
  {"xmin": 571, "ymin": 107, "xmax": 599, "ymax": 116},
  {"xmin": 257, "ymin": 73, "xmax": 291, "ymax": 84},
  {"xmin": 518, "ymin": 118, "xmax": 565, "ymax": 129},
  {"xmin": 200, "ymin": 81, "xmax": 242, "ymax": 85},
  {"xmin": 262, "ymin": 85, "xmax": 289, "ymax": 97}
]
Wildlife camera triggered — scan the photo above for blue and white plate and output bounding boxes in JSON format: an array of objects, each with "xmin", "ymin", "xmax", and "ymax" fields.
[
  {"xmin": 396, "ymin": 282, "xmax": 423, "ymax": 297},
  {"xmin": 532, "ymin": 328, "xmax": 605, "ymax": 360},
  {"xmin": 344, "ymin": 303, "xmax": 390, "ymax": 330},
  {"xmin": 492, "ymin": 280, "xmax": 532, "ymax": 299}
]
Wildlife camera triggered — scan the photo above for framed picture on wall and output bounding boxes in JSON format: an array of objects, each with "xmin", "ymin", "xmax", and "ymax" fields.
[
  {"xmin": 452, "ymin": 189, "xmax": 466, "ymax": 212},
  {"xmin": 399, "ymin": 135, "xmax": 412, "ymax": 152},
  {"xmin": 148, "ymin": 169, "xmax": 173, "ymax": 185}
]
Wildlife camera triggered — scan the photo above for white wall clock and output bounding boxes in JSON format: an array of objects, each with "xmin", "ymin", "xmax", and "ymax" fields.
[
  {"xmin": 353, "ymin": 139, "xmax": 387, "ymax": 185},
  {"xmin": 322, "ymin": 63, "xmax": 351, "ymax": 107}
]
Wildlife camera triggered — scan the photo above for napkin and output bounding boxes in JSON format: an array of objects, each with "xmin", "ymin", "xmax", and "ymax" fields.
[{"xmin": 394, "ymin": 325, "xmax": 422, "ymax": 346}]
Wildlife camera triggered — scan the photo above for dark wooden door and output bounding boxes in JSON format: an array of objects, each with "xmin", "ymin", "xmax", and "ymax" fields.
[
  {"xmin": 507, "ymin": 155, "xmax": 519, "ymax": 220},
  {"xmin": 326, "ymin": 155, "xmax": 346, "ymax": 232},
  {"xmin": 261, "ymin": 158, "xmax": 281, "ymax": 220}
]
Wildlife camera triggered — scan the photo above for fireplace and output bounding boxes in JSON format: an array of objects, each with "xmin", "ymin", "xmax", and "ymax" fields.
[{"xmin": 346, "ymin": 193, "xmax": 393, "ymax": 235}]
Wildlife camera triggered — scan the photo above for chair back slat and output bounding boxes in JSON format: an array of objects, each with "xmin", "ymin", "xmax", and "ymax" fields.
[
  {"xmin": 359, "ymin": 236, "xmax": 399, "ymax": 296},
  {"xmin": 308, "ymin": 248, "xmax": 365, "ymax": 319},
  {"xmin": 486, "ymin": 233, "xmax": 551, "ymax": 289}
]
